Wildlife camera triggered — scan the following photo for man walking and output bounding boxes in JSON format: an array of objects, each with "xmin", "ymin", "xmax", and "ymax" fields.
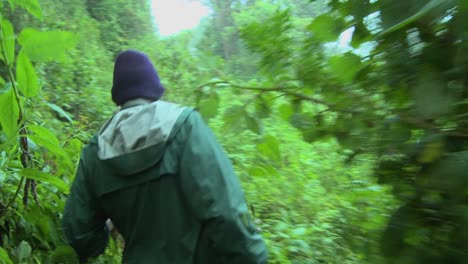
[{"xmin": 61, "ymin": 50, "xmax": 268, "ymax": 263}]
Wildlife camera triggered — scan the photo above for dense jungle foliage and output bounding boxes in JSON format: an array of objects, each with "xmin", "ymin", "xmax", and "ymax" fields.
[{"xmin": 0, "ymin": 0, "xmax": 467, "ymax": 263}]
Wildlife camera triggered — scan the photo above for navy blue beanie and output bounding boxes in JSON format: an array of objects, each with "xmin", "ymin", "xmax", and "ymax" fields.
[{"xmin": 111, "ymin": 50, "xmax": 165, "ymax": 106}]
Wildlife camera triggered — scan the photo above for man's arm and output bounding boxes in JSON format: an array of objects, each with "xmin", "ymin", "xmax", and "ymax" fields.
[
  {"xmin": 61, "ymin": 157, "xmax": 109, "ymax": 263},
  {"xmin": 178, "ymin": 111, "xmax": 268, "ymax": 263}
]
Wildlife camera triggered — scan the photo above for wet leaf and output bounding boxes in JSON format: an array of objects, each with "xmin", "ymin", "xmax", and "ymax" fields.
[
  {"xmin": 0, "ymin": 19, "xmax": 15, "ymax": 65},
  {"xmin": 0, "ymin": 85, "xmax": 19, "ymax": 139},
  {"xmin": 199, "ymin": 92, "xmax": 219, "ymax": 120},
  {"xmin": 257, "ymin": 135, "xmax": 281, "ymax": 162}
]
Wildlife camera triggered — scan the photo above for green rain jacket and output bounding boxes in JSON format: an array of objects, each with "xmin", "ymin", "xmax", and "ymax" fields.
[{"xmin": 61, "ymin": 99, "xmax": 268, "ymax": 264}]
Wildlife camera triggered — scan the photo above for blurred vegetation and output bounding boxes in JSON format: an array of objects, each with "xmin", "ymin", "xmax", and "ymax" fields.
[{"xmin": 0, "ymin": 0, "xmax": 467, "ymax": 263}]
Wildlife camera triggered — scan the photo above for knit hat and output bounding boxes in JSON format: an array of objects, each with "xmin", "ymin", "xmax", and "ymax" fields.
[{"xmin": 111, "ymin": 50, "xmax": 165, "ymax": 106}]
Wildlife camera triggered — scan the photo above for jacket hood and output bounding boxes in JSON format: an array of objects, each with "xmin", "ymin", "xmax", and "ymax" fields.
[{"xmin": 92, "ymin": 99, "xmax": 187, "ymax": 176}]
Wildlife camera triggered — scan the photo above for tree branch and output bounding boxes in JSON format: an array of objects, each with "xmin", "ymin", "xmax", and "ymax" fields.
[
  {"xmin": 197, "ymin": 80, "xmax": 358, "ymax": 113},
  {"xmin": 399, "ymin": 116, "xmax": 468, "ymax": 138}
]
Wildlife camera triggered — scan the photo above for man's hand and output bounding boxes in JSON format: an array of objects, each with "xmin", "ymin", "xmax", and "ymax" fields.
[{"xmin": 106, "ymin": 219, "xmax": 125, "ymax": 248}]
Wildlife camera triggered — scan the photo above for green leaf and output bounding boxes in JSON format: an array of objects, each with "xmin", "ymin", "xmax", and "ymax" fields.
[
  {"xmin": 0, "ymin": 247, "xmax": 12, "ymax": 264},
  {"xmin": 278, "ymin": 103, "xmax": 294, "ymax": 122},
  {"xmin": 15, "ymin": 241, "xmax": 31, "ymax": 262},
  {"xmin": 412, "ymin": 68, "xmax": 456, "ymax": 119},
  {"xmin": 302, "ymin": 129, "xmax": 326, "ymax": 143},
  {"xmin": 383, "ymin": 120, "xmax": 412, "ymax": 145},
  {"xmin": 245, "ymin": 114, "xmax": 262, "ymax": 135},
  {"xmin": 26, "ymin": 134, "xmax": 73, "ymax": 171},
  {"xmin": 248, "ymin": 165, "xmax": 278, "ymax": 177},
  {"xmin": 223, "ymin": 105, "xmax": 246, "ymax": 134},
  {"xmin": 15, "ymin": 0, "xmax": 42, "ymax": 19},
  {"xmin": 308, "ymin": 15, "xmax": 344, "ymax": 42},
  {"xmin": 1, "ymin": 19, "xmax": 15, "ymax": 65},
  {"xmin": 0, "ymin": 85, "xmax": 19, "ymax": 139},
  {"xmin": 7, "ymin": 0, "xmax": 15, "ymax": 11},
  {"xmin": 418, "ymin": 141, "xmax": 443, "ymax": 164},
  {"xmin": 18, "ymin": 28, "xmax": 77, "ymax": 62},
  {"xmin": 289, "ymin": 112, "xmax": 315, "ymax": 130},
  {"xmin": 255, "ymin": 96, "xmax": 272, "ymax": 119},
  {"xmin": 16, "ymin": 50, "xmax": 39, "ymax": 98},
  {"xmin": 46, "ymin": 102, "xmax": 74, "ymax": 123},
  {"xmin": 50, "ymin": 246, "xmax": 78, "ymax": 264},
  {"xmin": 19, "ymin": 169, "xmax": 69, "ymax": 193},
  {"xmin": 292, "ymin": 227, "xmax": 307, "ymax": 236},
  {"xmin": 351, "ymin": 24, "xmax": 372, "ymax": 48},
  {"xmin": 328, "ymin": 52, "xmax": 363, "ymax": 84},
  {"xmin": 28, "ymin": 125, "xmax": 60, "ymax": 146},
  {"xmin": 379, "ymin": 0, "xmax": 447, "ymax": 37},
  {"xmin": 257, "ymin": 135, "xmax": 281, "ymax": 162},
  {"xmin": 426, "ymin": 151, "xmax": 468, "ymax": 192},
  {"xmin": 199, "ymin": 92, "xmax": 219, "ymax": 120},
  {"xmin": 335, "ymin": 132, "xmax": 354, "ymax": 149},
  {"xmin": 26, "ymin": 134, "xmax": 69, "ymax": 160}
]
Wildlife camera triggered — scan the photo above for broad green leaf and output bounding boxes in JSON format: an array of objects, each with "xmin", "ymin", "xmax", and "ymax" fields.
[
  {"xmin": 278, "ymin": 103, "xmax": 294, "ymax": 122},
  {"xmin": 26, "ymin": 135, "xmax": 67, "ymax": 158},
  {"xmin": 28, "ymin": 133, "xmax": 74, "ymax": 170},
  {"xmin": 418, "ymin": 141, "xmax": 443, "ymax": 164},
  {"xmin": 412, "ymin": 68, "xmax": 456, "ymax": 119},
  {"xmin": 248, "ymin": 165, "xmax": 278, "ymax": 177},
  {"xmin": 0, "ymin": 247, "xmax": 12, "ymax": 264},
  {"xmin": 16, "ymin": 50, "xmax": 39, "ymax": 97},
  {"xmin": 379, "ymin": 0, "xmax": 448, "ymax": 37},
  {"xmin": 292, "ymin": 227, "xmax": 307, "ymax": 236},
  {"xmin": 302, "ymin": 129, "xmax": 325, "ymax": 143},
  {"xmin": 427, "ymin": 151, "xmax": 468, "ymax": 191},
  {"xmin": 328, "ymin": 52, "xmax": 362, "ymax": 84},
  {"xmin": 257, "ymin": 135, "xmax": 281, "ymax": 162},
  {"xmin": 23, "ymin": 206, "xmax": 53, "ymax": 241},
  {"xmin": 382, "ymin": 120, "xmax": 411, "ymax": 145},
  {"xmin": 351, "ymin": 24, "xmax": 372, "ymax": 48},
  {"xmin": 245, "ymin": 114, "xmax": 262, "ymax": 135},
  {"xmin": 7, "ymin": 0, "xmax": 15, "ymax": 11},
  {"xmin": 18, "ymin": 28, "xmax": 77, "ymax": 62},
  {"xmin": 308, "ymin": 15, "xmax": 344, "ymax": 42},
  {"xmin": 50, "ymin": 246, "xmax": 79, "ymax": 264},
  {"xmin": 199, "ymin": 92, "xmax": 219, "ymax": 120},
  {"xmin": 19, "ymin": 168, "xmax": 69, "ymax": 193},
  {"xmin": 335, "ymin": 132, "xmax": 354, "ymax": 149},
  {"xmin": 0, "ymin": 85, "xmax": 19, "ymax": 139},
  {"xmin": 289, "ymin": 112, "xmax": 315, "ymax": 131},
  {"xmin": 248, "ymin": 166, "xmax": 268, "ymax": 177},
  {"xmin": 255, "ymin": 96, "xmax": 271, "ymax": 119},
  {"xmin": 28, "ymin": 125, "xmax": 60, "ymax": 146},
  {"xmin": 223, "ymin": 105, "xmax": 245, "ymax": 134},
  {"xmin": 15, "ymin": 241, "xmax": 31, "ymax": 262},
  {"xmin": 1, "ymin": 19, "xmax": 15, "ymax": 65},
  {"xmin": 46, "ymin": 102, "xmax": 74, "ymax": 123},
  {"xmin": 65, "ymin": 138, "xmax": 83, "ymax": 157},
  {"xmin": 15, "ymin": 0, "xmax": 42, "ymax": 19}
]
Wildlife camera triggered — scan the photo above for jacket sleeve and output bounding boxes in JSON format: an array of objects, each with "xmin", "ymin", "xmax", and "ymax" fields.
[
  {"xmin": 178, "ymin": 111, "xmax": 268, "ymax": 264},
  {"xmin": 61, "ymin": 156, "xmax": 109, "ymax": 263}
]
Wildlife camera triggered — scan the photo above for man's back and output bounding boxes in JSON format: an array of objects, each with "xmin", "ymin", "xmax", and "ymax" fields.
[{"xmin": 62, "ymin": 100, "xmax": 268, "ymax": 263}]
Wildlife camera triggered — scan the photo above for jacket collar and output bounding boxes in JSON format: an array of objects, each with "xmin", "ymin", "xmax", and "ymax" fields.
[{"xmin": 121, "ymin": 98, "xmax": 155, "ymax": 110}]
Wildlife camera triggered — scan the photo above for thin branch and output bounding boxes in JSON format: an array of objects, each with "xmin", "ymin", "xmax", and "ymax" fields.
[
  {"xmin": 197, "ymin": 80, "xmax": 358, "ymax": 113},
  {"xmin": 399, "ymin": 116, "xmax": 468, "ymax": 138},
  {"xmin": 198, "ymin": 80, "xmax": 468, "ymax": 138}
]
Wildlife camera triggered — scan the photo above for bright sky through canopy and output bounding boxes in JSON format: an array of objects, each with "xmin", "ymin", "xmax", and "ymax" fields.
[{"xmin": 151, "ymin": 0, "xmax": 211, "ymax": 36}]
